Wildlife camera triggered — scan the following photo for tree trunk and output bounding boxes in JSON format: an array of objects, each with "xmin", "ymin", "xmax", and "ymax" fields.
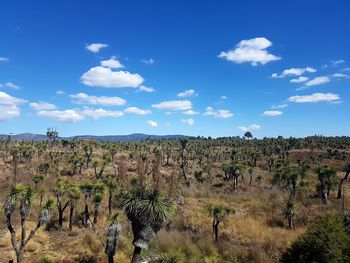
[
  {"xmin": 84, "ymin": 196, "xmax": 90, "ymax": 227},
  {"xmin": 108, "ymin": 190, "xmax": 112, "ymax": 215},
  {"xmin": 249, "ymin": 173, "xmax": 253, "ymax": 186},
  {"xmin": 16, "ymin": 249, "xmax": 24, "ymax": 263},
  {"xmin": 337, "ymin": 172, "xmax": 349, "ymax": 199},
  {"xmin": 58, "ymin": 210, "xmax": 63, "ymax": 230},
  {"xmin": 131, "ymin": 246, "xmax": 142, "ymax": 263},
  {"xmin": 322, "ymin": 192, "xmax": 328, "ymax": 205},
  {"xmin": 69, "ymin": 205, "xmax": 74, "ymax": 231},
  {"xmin": 108, "ymin": 255, "xmax": 114, "ymax": 263},
  {"xmin": 288, "ymin": 216, "xmax": 293, "ymax": 229},
  {"xmin": 213, "ymin": 219, "xmax": 220, "ymax": 242}
]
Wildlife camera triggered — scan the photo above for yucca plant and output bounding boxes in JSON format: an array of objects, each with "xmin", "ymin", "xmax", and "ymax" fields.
[
  {"xmin": 105, "ymin": 213, "xmax": 122, "ymax": 263},
  {"xmin": 4, "ymin": 184, "xmax": 52, "ymax": 263},
  {"xmin": 118, "ymin": 187, "xmax": 176, "ymax": 263},
  {"xmin": 207, "ymin": 203, "xmax": 234, "ymax": 242}
]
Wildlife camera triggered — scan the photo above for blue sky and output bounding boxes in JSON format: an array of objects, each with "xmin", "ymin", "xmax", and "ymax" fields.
[{"xmin": 0, "ymin": 0, "xmax": 349, "ymax": 138}]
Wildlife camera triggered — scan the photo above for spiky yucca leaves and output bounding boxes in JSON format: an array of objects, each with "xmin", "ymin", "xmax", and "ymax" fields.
[
  {"xmin": 283, "ymin": 199, "xmax": 296, "ymax": 229},
  {"xmin": 118, "ymin": 187, "xmax": 176, "ymax": 263},
  {"xmin": 105, "ymin": 212, "xmax": 122, "ymax": 263}
]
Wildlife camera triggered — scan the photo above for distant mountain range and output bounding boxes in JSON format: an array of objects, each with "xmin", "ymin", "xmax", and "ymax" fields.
[{"xmin": 0, "ymin": 133, "xmax": 190, "ymax": 142}]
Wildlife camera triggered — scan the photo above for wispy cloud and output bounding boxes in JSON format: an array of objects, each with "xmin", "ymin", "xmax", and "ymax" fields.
[
  {"xmin": 238, "ymin": 124, "xmax": 261, "ymax": 132},
  {"xmin": 81, "ymin": 107, "xmax": 123, "ymax": 119},
  {"xmin": 177, "ymin": 89, "xmax": 197, "ymax": 97},
  {"xmin": 152, "ymin": 100, "xmax": 192, "ymax": 111},
  {"xmin": 124, "ymin": 107, "xmax": 151, "ymax": 115},
  {"xmin": 147, "ymin": 120, "xmax": 158, "ymax": 127},
  {"xmin": 304, "ymin": 76, "xmax": 330, "ymax": 87},
  {"xmin": 137, "ymin": 85, "xmax": 155, "ymax": 93},
  {"xmin": 70, "ymin": 93, "xmax": 126, "ymax": 106},
  {"xmin": 288, "ymin": 93, "xmax": 340, "ymax": 103},
  {"xmin": 204, "ymin": 107, "xmax": 233, "ymax": 119},
  {"xmin": 0, "ymin": 57, "xmax": 9, "ymax": 62},
  {"xmin": 141, "ymin": 58, "xmax": 154, "ymax": 65},
  {"xmin": 30, "ymin": 101, "xmax": 57, "ymax": 111},
  {"xmin": 37, "ymin": 109, "xmax": 84, "ymax": 122},
  {"xmin": 0, "ymin": 82, "xmax": 20, "ymax": 89},
  {"xmin": 181, "ymin": 118, "xmax": 194, "ymax": 126},
  {"xmin": 262, "ymin": 110, "xmax": 283, "ymax": 116},
  {"xmin": 272, "ymin": 67, "xmax": 316, "ymax": 78}
]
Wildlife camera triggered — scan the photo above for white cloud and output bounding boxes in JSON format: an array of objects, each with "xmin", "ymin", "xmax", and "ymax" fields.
[
  {"xmin": 0, "ymin": 82, "xmax": 20, "ymax": 89},
  {"xmin": 204, "ymin": 107, "xmax": 233, "ymax": 119},
  {"xmin": 342, "ymin": 67, "xmax": 350, "ymax": 72},
  {"xmin": 70, "ymin": 93, "xmax": 126, "ymax": 106},
  {"xmin": 221, "ymin": 96, "xmax": 228, "ymax": 99},
  {"xmin": 152, "ymin": 100, "xmax": 192, "ymax": 111},
  {"xmin": 290, "ymin": 76, "xmax": 309, "ymax": 83},
  {"xmin": 333, "ymin": 73, "xmax": 348, "ymax": 78},
  {"xmin": 288, "ymin": 93, "xmax": 340, "ymax": 103},
  {"xmin": 56, "ymin": 90, "xmax": 66, "ymax": 95},
  {"xmin": 271, "ymin": 104, "xmax": 288, "ymax": 109},
  {"xmin": 263, "ymin": 110, "xmax": 283, "ymax": 116},
  {"xmin": 331, "ymin": 59, "xmax": 345, "ymax": 66},
  {"xmin": 183, "ymin": 110, "xmax": 199, "ymax": 115},
  {"xmin": 238, "ymin": 124, "xmax": 261, "ymax": 132},
  {"xmin": 147, "ymin": 120, "xmax": 158, "ymax": 127},
  {"xmin": 218, "ymin": 37, "xmax": 281, "ymax": 66},
  {"xmin": 81, "ymin": 66, "xmax": 143, "ymax": 88},
  {"xmin": 100, "ymin": 56, "xmax": 124, "ymax": 69},
  {"xmin": 304, "ymin": 76, "xmax": 330, "ymax": 87},
  {"xmin": 30, "ymin": 101, "xmax": 57, "ymax": 111},
  {"xmin": 272, "ymin": 67, "xmax": 316, "ymax": 78},
  {"xmin": 0, "ymin": 91, "xmax": 26, "ymax": 106},
  {"xmin": 137, "ymin": 85, "xmax": 155, "ymax": 93},
  {"xmin": 141, "ymin": 58, "xmax": 154, "ymax": 65},
  {"xmin": 124, "ymin": 107, "xmax": 151, "ymax": 115},
  {"xmin": 86, "ymin": 43, "xmax": 108, "ymax": 53},
  {"xmin": 0, "ymin": 57, "xmax": 9, "ymax": 62},
  {"xmin": 0, "ymin": 105, "xmax": 20, "ymax": 120},
  {"xmin": 177, "ymin": 89, "xmax": 197, "ymax": 97},
  {"xmin": 81, "ymin": 108, "xmax": 123, "ymax": 119},
  {"xmin": 37, "ymin": 110, "xmax": 84, "ymax": 122},
  {"xmin": 181, "ymin": 118, "xmax": 194, "ymax": 126}
]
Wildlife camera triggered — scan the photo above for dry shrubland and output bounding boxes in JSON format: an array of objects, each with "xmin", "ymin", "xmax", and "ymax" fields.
[{"xmin": 0, "ymin": 136, "xmax": 350, "ymax": 262}]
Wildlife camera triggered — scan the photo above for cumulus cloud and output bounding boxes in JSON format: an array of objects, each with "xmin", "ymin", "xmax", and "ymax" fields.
[
  {"xmin": 147, "ymin": 120, "xmax": 158, "ymax": 127},
  {"xmin": 0, "ymin": 91, "xmax": 25, "ymax": 120},
  {"xmin": 218, "ymin": 37, "xmax": 281, "ymax": 66},
  {"xmin": 0, "ymin": 91, "xmax": 26, "ymax": 106},
  {"xmin": 37, "ymin": 109, "xmax": 84, "ymax": 122},
  {"xmin": 81, "ymin": 108, "xmax": 123, "ymax": 119},
  {"xmin": 137, "ymin": 85, "xmax": 155, "ymax": 93},
  {"xmin": 238, "ymin": 124, "xmax": 261, "ymax": 132},
  {"xmin": 100, "ymin": 56, "xmax": 124, "ymax": 69},
  {"xmin": 0, "ymin": 57, "xmax": 9, "ymax": 62},
  {"xmin": 0, "ymin": 105, "xmax": 21, "ymax": 120},
  {"xmin": 183, "ymin": 110, "xmax": 199, "ymax": 115},
  {"xmin": 304, "ymin": 76, "xmax": 330, "ymax": 87},
  {"xmin": 272, "ymin": 67, "xmax": 316, "ymax": 78},
  {"xmin": 152, "ymin": 100, "xmax": 192, "ymax": 111},
  {"xmin": 30, "ymin": 101, "xmax": 57, "ymax": 111},
  {"xmin": 177, "ymin": 89, "xmax": 197, "ymax": 97},
  {"xmin": 204, "ymin": 107, "xmax": 233, "ymax": 119},
  {"xmin": 70, "ymin": 93, "xmax": 126, "ymax": 106},
  {"xmin": 290, "ymin": 76, "xmax": 309, "ymax": 83},
  {"xmin": 141, "ymin": 58, "xmax": 154, "ymax": 65},
  {"xmin": 0, "ymin": 82, "xmax": 20, "ymax": 89},
  {"xmin": 86, "ymin": 43, "xmax": 108, "ymax": 53},
  {"xmin": 81, "ymin": 66, "xmax": 144, "ymax": 88},
  {"xmin": 124, "ymin": 107, "xmax": 151, "ymax": 115},
  {"xmin": 333, "ymin": 73, "xmax": 349, "ymax": 78},
  {"xmin": 181, "ymin": 118, "xmax": 194, "ymax": 126},
  {"xmin": 263, "ymin": 110, "xmax": 283, "ymax": 116},
  {"xmin": 288, "ymin": 93, "xmax": 340, "ymax": 103}
]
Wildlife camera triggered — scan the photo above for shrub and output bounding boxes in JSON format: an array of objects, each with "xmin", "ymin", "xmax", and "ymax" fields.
[{"xmin": 281, "ymin": 213, "xmax": 350, "ymax": 263}]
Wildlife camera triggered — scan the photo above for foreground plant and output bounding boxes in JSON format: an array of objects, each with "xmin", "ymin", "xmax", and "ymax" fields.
[
  {"xmin": 4, "ymin": 184, "xmax": 52, "ymax": 263},
  {"xmin": 118, "ymin": 187, "xmax": 176, "ymax": 263},
  {"xmin": 105, "ymin": 213, "xmax": 122, "ymax": 263},
  {"xmin": 207, "ymin": 203, "xmax": 234, "ymax": 242}
]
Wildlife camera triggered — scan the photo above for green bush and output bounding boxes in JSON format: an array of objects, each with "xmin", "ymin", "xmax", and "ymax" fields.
[{"xmin": 281, "ymin": 213, "xmax": 350, "ymax": 263}]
